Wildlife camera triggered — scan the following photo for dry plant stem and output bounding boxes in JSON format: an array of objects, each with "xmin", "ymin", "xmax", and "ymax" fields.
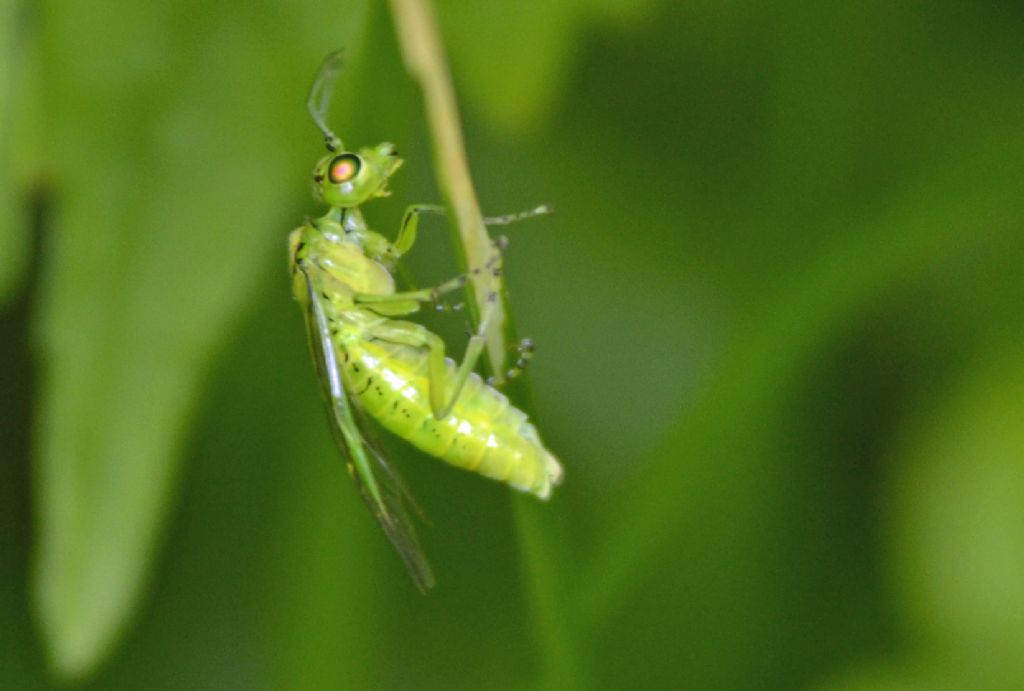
[
  {"xmin": 388, "ymin": 2, "xmax": 581, "ymax": 687},
  {"xmin": 388, "ymin": 0, "xmax": 506, "ymax": 375}
]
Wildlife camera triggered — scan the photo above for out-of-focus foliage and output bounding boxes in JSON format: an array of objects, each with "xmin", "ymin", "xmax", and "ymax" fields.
[
  {"xmin": 1, "ymin": 1, "xmax": 1023, "ymax": 689},
  {"xmin": 0, "ymin": 0, "xmax": 27, "ymax": 303}
]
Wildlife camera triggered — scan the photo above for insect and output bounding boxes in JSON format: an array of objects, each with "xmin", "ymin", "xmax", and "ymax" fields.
[{"xmin": 289, "ymin": 51, "xmax": 563, "ymax": 589}]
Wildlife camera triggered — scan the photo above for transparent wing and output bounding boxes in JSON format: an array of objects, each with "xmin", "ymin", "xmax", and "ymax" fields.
[{"xmin": 298, "ymin": 262, "xmax": 435, "ymax": 591}]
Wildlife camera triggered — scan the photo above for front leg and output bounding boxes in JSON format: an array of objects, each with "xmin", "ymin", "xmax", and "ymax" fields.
[
  {"xmin": 392, "ymin": 203, "xmax": 552, "ymax": 258},
  {"xmin": 393, "ymin": 204, "xmax": 446, "ymax": 257}
]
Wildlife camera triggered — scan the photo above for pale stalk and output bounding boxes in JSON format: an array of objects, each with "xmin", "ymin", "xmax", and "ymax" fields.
[{"xmin": 388, "ymin": 0, "xmax": 505, "ymax": 375}]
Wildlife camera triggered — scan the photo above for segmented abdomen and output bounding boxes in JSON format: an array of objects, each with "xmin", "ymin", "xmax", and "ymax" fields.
[{"xmin": 340, "ymin": 339, "xmax": 563, "ymax": 499}]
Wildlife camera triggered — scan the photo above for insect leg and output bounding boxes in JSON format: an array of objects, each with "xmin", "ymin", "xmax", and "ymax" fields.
[
  {"xmin": 353, "ymin": 247, "xmax": 503, "ymax": 307},
  {"xmin": 357, "ymin": 237, "xmax": 506, "ymax": 309},
  {"xmin": 392, "ymin": 203, "xmax": 552, "ymax": 258},
  {"xmin": 365, "ymin": 320, "xmax": 454, "ymax": 416},
  {"xmin": 482, "ymin": 204, "xmax": 553, "ymax": 226},
  {"xmin": 486, "ymin": 337, "xmax": 535, "ymax": 386},
  {"xmin": 393, "ymin": 204, "xmax": 446, "ymax": 256},
  {"xmin": 353, "ymin": 273, "xmax": 466, "ymax": 308},
  {"xmin": 359, "ymin": 244, "xmax": 510, "ymax": 418},
  {"xmin": 433, "ymin": 300, "xmax": 465, "ymax": 313},
  {"xmin": 367, "ymin": 314, "xmax": 491, "ymax": 420},
  {"xmin": 438, "ymin": 325, "xmax": 488, "ymax": 419}
]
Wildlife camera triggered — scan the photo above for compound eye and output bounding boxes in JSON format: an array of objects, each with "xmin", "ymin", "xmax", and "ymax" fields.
[{"xmin": 328, "ymin": 154, "xmax": 361, "ymax": 183}]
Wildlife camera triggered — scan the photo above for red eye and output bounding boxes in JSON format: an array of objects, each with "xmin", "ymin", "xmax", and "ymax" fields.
[{"xmin": 328, "ymin": 154, "xmax": 361, "ymax": 183}]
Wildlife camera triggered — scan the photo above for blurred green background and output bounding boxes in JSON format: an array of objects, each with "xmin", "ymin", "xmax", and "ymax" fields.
[{"xmin": 3, "ymin": 1, "xmax": 1024, "ymax": 689}]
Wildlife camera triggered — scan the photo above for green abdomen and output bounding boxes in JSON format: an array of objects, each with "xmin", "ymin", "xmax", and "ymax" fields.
[{"xmin": 340, "ymin": 340, "xmax": 562, "ymax": 499}]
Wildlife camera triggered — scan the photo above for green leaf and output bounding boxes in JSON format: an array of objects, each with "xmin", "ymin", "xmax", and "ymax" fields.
[
  {"xmin": 889, "ymin": 342, "xmax": 1024, "ymax": 688},
  {"xmin": 31, "ymin": 0, "xmax": 370, "ymax": 678},
  {"xmin": 436, "ymin": 0, "xmax": 656, "ymax": 133},
  {"xmin": 0, "ymin": 0, "xmax": 29, "ymax": 305},
  {"xmin": 579, "ymin": 129, "xmax": 1024, "ymax": 625}
]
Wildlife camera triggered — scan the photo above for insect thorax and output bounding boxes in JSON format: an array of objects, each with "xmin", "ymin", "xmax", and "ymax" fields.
[{"xmin": 291, "ymin": 222, "xmax": 396, "ymax": 304}]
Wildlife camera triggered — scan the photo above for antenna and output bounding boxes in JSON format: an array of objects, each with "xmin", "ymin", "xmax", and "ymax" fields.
[{"xmin": 307, "ymin": 50, "xmax": 345, "ymax": 152}]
